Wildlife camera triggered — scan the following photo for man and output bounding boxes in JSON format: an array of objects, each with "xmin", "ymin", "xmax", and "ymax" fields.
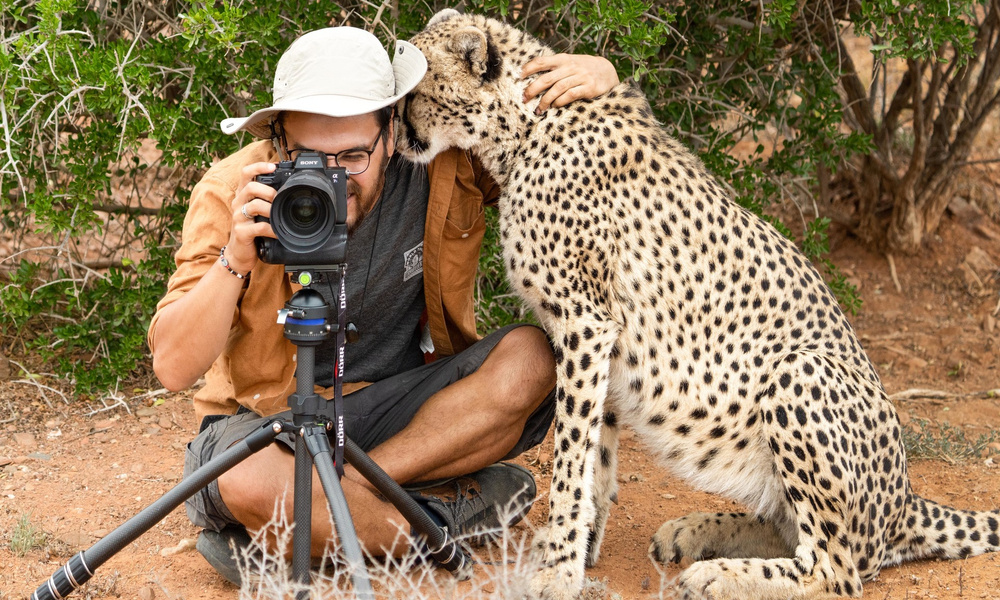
[{"xmin": 148, "ymin": 24, "xmax": 618, "ymax": 582}]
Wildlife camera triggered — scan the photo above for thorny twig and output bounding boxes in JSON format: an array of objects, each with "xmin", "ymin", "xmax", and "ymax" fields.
[
  {"xmin": 886, "ymin": 254, "xmax": 903, "ymax": 293},
  {"xmin": 8, "ymin": 380, "xmax": 69, "ymax": 408},
  {"xmin": 84, "ymin": 387, "xmax": 132, "ymax": 417}
]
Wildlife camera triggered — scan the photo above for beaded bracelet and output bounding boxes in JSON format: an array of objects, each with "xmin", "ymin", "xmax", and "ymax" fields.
[{"xmin": 219, "ymin": 245, "xmax": 249, "ymax": 280}]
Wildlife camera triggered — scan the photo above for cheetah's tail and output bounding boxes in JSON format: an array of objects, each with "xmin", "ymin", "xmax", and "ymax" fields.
[{"xmin": 892, "ymin": 492, "xmax": 1000, "ymax": 565}]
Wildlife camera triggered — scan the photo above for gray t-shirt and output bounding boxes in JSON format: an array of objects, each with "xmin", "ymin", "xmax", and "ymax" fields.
[{"xmin": 315, "ymin": 155, "xmax": 430, "ymax": 385}]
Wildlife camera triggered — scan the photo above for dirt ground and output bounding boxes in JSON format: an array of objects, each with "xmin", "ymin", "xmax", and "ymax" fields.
[{"xmin": 2, "ymin": 206, "xmax": 1000, "ymax": 599}]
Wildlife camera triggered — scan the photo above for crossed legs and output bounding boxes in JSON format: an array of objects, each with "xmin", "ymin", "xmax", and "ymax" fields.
[{"xmin": 215, "ymin": 325, "xmax": 556, "ymax": 556}]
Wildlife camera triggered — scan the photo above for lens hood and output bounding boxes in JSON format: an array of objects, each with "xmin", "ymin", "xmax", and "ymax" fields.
[{"xmin": 270, "ymin": 170, "xmax": 338, "ymax": 253}]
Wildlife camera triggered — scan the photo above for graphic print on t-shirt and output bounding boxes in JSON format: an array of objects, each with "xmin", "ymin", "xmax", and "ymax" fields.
[{"xmin": 403, "ymin": 241, "xmax": 423, "ymax": 282}]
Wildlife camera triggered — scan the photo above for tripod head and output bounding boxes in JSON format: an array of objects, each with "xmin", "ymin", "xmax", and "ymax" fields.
[
  {"xmin": 281, "ymin": 268, "xmax": 359, "ymax": 346},
  {"xmin": 276, "ymin": 268, "xmax": 347, "ymax": 460},
  {"xmin": 281, "ymin": 287, "xmax": 330, "ymax": 345},
  {"xmin": 279, "ymin": 269, "xmax": 336, "ymax": 344}
]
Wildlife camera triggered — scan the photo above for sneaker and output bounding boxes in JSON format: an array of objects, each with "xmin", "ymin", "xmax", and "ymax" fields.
[
  {"xmin": 196, "ymin": 524, "xmax": 254, "ymax": 585},
  {"xmin": 408, "ymin": 462, "xmax": 537, "ymax": 545},
  {"xmin": 197, "ymin": 525, "xmax": 335, "ymax": 586}
]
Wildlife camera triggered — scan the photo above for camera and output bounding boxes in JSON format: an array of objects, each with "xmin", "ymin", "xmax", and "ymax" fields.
[{"xmin": 254, "ymin": 151, "xmax": 348, "ymax": 270}]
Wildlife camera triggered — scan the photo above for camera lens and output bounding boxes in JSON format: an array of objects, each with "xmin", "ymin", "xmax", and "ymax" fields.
[
  {"xmin": 270, "ymin": 170, "xmax": 338, "ymax": 253},
  {"xmin": 289, "ymin": 193, "xmax": 322, "ymax": 229}
]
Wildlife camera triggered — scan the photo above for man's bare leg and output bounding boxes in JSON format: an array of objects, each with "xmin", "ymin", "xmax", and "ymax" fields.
[
  {"xmin": 363, "ymin": 326, "xmax": 555, "ymax": 485},
  {"xmin": 219, "ymin": 445, "xmax": 409, "ymax": 557}
]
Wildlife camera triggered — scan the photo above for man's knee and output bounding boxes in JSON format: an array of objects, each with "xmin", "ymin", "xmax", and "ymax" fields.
[
  {"xmin": 482, "ymin": 326, "xmax": 556, "ymax": 408},
  {"xmin": 217, "ymin": 444, "xmax": 291, "ymax": 527}
]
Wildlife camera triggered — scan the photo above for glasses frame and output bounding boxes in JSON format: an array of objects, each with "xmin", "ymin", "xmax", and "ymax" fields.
[{"xmin": 285, "ymin": 126, "xmax": 386, "ymax": 176}]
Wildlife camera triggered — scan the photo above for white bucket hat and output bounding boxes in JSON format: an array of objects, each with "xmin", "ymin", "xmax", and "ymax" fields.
[{"xmin": 220, "ymin": 27, "xmax": 427, "ymax": 138}]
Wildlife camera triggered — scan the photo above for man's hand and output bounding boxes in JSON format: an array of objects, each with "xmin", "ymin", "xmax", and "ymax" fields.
[
  {"xmin": 521, "ymin": 54, "xmax": 620, "ymax": 113},
  {"xmin": 225, "ymin": 162, "xmax": 278, "ymax": 275}
]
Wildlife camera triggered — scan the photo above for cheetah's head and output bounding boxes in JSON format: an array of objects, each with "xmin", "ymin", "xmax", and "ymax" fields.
[{"xmin": 396, "ymin": 10, "xmax": 548, "ymax": 166}]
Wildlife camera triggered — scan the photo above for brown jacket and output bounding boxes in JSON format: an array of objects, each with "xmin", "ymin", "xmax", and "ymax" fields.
[{"xmin": 147, "ymin": 140, "xmax": 500, "ymax": 421}]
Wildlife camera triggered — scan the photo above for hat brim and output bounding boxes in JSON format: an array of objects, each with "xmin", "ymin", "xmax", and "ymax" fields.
[{"xmin": 221, "ymin": 39, "xmax": 427, "ymax": 138}]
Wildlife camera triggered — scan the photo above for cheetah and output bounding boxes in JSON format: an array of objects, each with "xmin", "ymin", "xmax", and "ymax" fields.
[{"xmin": 396, "ymin": 10, "xmax": 1000, "ymax": 600}]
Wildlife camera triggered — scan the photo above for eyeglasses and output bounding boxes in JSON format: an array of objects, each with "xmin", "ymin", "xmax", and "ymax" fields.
[{"xmin": 287, "ymin": 127, "xmax": 386, "ymax": 175}]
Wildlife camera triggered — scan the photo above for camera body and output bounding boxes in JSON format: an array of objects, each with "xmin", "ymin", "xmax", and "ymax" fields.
[{"xmin": 254, "ymin": 151, "xmax": 348, "ymax": 270}]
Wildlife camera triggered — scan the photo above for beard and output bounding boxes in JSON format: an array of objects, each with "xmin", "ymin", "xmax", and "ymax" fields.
[{"xmin": 347, "ymin": 152, "xmax": 390, "ymax": 234}]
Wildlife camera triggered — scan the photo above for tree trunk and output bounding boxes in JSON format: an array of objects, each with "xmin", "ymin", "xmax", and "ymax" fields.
[
  {"xmin": 886, "ymin": 187, "xmax": 924, "ymax": 254},
  {"xmin": 854, "ymin": 155, "xmax": 888, "ymax": 248}
]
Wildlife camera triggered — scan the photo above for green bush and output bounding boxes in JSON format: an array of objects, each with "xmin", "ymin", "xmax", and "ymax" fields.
[
  {"xmin": 7, "ymin": 0, "xmax": 993, "ymax": 396},
  {"xmin": 0, "ymin": 0, "xmax": 383, "ymax": 394}
]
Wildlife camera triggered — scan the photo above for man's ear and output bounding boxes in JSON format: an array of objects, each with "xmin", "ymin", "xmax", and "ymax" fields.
[
  {"xmin": 384, "ymin": 117, "xmax": 396, "ymax": 158},
  {"xmin": 450, "ymin": 26, "xmax": 501, "ymax": 82}
]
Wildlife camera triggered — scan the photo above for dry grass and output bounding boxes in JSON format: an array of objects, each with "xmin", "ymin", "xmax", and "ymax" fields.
[
  {"xmin": 8, "ymin": 513, "xmax": 46, "ymax": 557},
  {"xmin": 227, "ymin": 493, "xmax": 668, "ymax": 600}
]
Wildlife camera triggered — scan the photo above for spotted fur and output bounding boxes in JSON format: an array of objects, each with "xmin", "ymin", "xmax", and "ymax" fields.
[{"xmin": 397, "ymin": 10, "xmax": 1000, "ymax": 600}]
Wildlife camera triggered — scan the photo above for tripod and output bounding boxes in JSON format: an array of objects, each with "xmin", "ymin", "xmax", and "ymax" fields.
[{"xmin": 31, "ymin": 268, "xmax": 470, "ymax": 600}]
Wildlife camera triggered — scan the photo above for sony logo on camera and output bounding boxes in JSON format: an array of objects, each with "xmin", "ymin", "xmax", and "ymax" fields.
[{"xmin": 254, "ymin": 151, "xmax": 349, "ymax": 271}]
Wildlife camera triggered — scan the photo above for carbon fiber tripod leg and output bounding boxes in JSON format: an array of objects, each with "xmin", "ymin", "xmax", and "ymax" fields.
[{"xmin": 31, "ymin": 419, "xmax": 283, "ymax": 600}]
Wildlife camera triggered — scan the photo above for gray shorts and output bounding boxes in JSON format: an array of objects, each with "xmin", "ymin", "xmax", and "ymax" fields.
[{"xmin": 182, "ymin": 323, "xmax": 555, "ymax": 531}]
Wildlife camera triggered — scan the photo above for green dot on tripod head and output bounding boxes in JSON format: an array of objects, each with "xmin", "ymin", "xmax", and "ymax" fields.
[{"xmin": 298, "ymin": 272, "xmax": 312, "ymax": 286}]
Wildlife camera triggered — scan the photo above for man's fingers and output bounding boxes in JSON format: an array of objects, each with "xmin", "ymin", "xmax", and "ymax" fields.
[
  {"xmin": 521, "ymin": 53, "xmax": 620, "ymax": 112},
  {"xmin": 523, "ymin": 70, "xmax": 559, "ymax": 102},
  {"xmin": 256, "ymin": 198, "xmax": 272, "ymax": 219},
  {"xmin": 234, "ymin": 198, "xmax": 273, "ymax": 222},
  {"xmin": 537, "ymin": 76, "xmax": 588, "ymax": 111},
  {"xmin": 231, "ymin": 218, "xmax": 274, "ymax": 238},
  {"xmin": 546, "ymin": 86, "xmax": 588, "ymax": 110},
  {"xmin": 526, "ymin": 70, "xmax": 584, "ymax": 106},
  {"xmin": 245, "ymin": 182, "xmax": 278, "ymax": 204},
  {"xmin": 233, "ymin": 181, "xmax": 277, "ymax": 212},
  {"xmin": 238, "ymin": 161, "xmax": 277, "ymax": 189},
  {"xmin": 233, "ymin": 162, "xmax": 278, "ymax": 209},
  {"xmin": 248, "ymin": 221, "xmax": 276, "ymax": 239},
  {"xmin": 521, "ymin": 54, "xmax": 559, "ymax": 78}
]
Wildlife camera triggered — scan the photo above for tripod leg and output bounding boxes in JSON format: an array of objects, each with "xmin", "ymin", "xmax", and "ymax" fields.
[
  {"xmin": 301, "ymin": 427, "xmax": 374, "ymax": 600},
  {"xmin": 292, "ymin": 434, "xmax": 313, "ymax": 599},
  {"xmin": 31, "ymin": 420, "xmax": 284, "ymax": 600},
  {"xmin": 343, "ymin": 437, "xmax": 471, "ymax": 579}
]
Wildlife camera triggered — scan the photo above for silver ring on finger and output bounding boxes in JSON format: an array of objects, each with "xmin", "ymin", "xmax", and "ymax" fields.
[{"xmin": 241, "ymin": 202, "xmax": 252, "ymax": 221}]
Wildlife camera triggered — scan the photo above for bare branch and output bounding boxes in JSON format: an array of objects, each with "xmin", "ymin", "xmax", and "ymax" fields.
[
  {"xmin": 91, "ymin": 203, "xmax": 162, "ymax": 216},
  {"xmin": 901, "ymin": 60, "xmax": 928, "ymax": 192}
]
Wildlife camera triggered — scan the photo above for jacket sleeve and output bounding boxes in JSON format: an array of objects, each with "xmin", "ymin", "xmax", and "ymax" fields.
[
  {"xmin": 147, "ymin": 172, "xmax": 239, "ymax": 354},
  {"xmin": 469, "ymin": 151, "xmax": 501, "ymax": 207}
]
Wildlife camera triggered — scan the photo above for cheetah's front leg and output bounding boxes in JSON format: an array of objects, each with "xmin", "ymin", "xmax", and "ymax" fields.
[
  {"xmin": 587, "ymin": 413, "xmax": 619, "ymax": 567},
  {"xmin": 530, "ymin": 320, "xmax": 618, "ymax": 600}
]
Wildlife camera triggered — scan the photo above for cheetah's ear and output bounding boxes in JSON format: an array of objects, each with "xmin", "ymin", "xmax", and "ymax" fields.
[
  {"xmin": 428, "ymin": 8, "xmax": 460, "ymax": 28},
  {"xmin": 450, "ymin": 27, "xmax": 488, "ymax": 75},
  {"xmin": 449, "ymin": 26, "xmax": 502, "ymax": 83}
]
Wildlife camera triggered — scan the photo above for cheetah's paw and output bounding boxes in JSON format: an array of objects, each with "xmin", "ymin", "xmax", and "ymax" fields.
[
  {"xmin": 529, "ymin": 564, "xmax": 583, "ymax": 600},
  {"xmin": 650, "ymin": 515, "xmax": 716, "ymax": 565},
  {"xmin": 529, "ymin": 528, "xmax": 584, "ymax": 599},
  {"xmin": 676, "ymin": 560, "xmax": 746, "ymax": 600}
]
